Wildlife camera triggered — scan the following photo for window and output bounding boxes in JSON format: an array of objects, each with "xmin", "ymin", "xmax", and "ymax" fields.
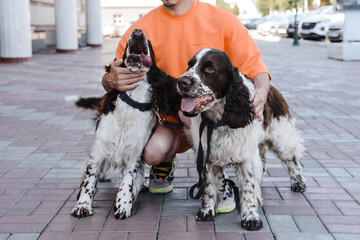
[{"xmin": 114, "ymin": 14, "xmax": 124, "ymax": 26}]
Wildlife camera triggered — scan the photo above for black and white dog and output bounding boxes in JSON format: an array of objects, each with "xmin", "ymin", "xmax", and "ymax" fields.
[
  {"xmin": 70, "ymin": 29, "xmax": 179, "ymax": 219},
  {"xmin": 177, "ymin": 48, "xmax": 306, "ymax": 231}
]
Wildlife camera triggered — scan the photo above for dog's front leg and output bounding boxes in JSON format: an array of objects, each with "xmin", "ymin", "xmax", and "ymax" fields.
[
  {"xmin": 195, "ymin": 165, "xmax": 222, "ymax": 221},
  {"xmin": 235, "ymin": 160, "xmax": 263, "ymax": 231},
  {"xmin": 114, "ymin": 160, "xmax": 144, "ymax": 219},
  {"xmin": 71, "ymin": 153, "xmax": 99, "ymax": 218}
]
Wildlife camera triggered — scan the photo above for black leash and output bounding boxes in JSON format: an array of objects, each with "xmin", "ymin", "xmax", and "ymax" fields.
[
  {"xmin": 189, "ymin": 113, "xmax": 241, "ymax": 213},
  {"xmin": 189, "ymin": 113, "xmax": 214, "ymax": 199},
  {"xmin": 119, "ymin": 92, "xmax": 153, "ymax": 112}
]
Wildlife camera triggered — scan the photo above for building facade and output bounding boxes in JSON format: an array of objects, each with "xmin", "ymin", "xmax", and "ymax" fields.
[
  {"xmin": 0, "ymin": 0, "xmax": 101, "ymax": 62},
  {"xmin": 100, "ymin": 0, "xmax": 216, "ymax": 37},
  {"xmin": 0, "ymin": 0, "xmax": 217, "ymax": 63}
]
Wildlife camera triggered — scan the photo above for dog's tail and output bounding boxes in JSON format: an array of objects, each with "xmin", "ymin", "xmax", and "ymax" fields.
[{"xmin": 65, "ymin": 95, "xmax": 102, "ymax": 110}]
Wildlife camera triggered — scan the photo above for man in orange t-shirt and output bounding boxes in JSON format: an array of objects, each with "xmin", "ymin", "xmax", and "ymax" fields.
[{"xmin": 102, "ymin": 0, "xmax": 270, "ymax": 212}]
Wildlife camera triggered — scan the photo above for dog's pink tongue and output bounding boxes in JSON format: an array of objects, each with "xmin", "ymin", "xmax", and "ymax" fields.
[
  {"xmin": 140, "ymin": 54, "xmax": 152, "ymax": 66},
  {"xmin": 181, "ymin": 97, "xmax": 199, "ymax": 112}
]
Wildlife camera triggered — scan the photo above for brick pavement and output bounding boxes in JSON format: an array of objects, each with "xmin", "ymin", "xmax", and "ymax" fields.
[{"xmin": 0, "ymin": 36, "xmax": 360, "ymax": 240}]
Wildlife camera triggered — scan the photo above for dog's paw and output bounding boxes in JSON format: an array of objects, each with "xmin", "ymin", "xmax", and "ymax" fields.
[
  {"xmin": 291, "ymin": 180, "xmax": 306, "ymax": 192},
  {"xmin": 241, "ymin": 217, "xmax": 263, "ymax": 231},
  {"xmin": 113, "ymin": 202, "xmax": 133, "ymax": 220},
  {"xmin": 195, "ymin": 207, "xmax": 215, "ymax": 221},
  {"xmin": 71, "ymin": 202, "xmax": 93, "ymax": 218}
]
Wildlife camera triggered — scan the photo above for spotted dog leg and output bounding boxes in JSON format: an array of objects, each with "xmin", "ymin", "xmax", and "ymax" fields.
[
  {"xmin": 258, "ymin": 143, "xmax": 267, "ymax": 184},
  {"xmin": 268, "ymin": 144, "xmax": 306, "ymax": 192},
  {"xmin": 282, "ymin": 156, "xmax": 306, "ymax": 192},
  {"xmin": 267, "ymin": 118, "xmax": 306, "ymax": 192},
  {"xmin": 71, "ymin": 153, "xmax": 100, "ymax": 218},
  {"xmin": 113, "ymin": 161, "xmax": 144, "ymax": 219},
  {"xmin": 235, "ymin": 161, "xmax": 263, "ymax": 231},
  {"xmin": 195, "ymin": 165, "xmax": 222, "ymax": 221}
]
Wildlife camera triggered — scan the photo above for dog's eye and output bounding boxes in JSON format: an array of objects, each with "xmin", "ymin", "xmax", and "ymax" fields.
[{"xmin": 205, "ymin": 67, "xmax": 215, "ymax": 74}]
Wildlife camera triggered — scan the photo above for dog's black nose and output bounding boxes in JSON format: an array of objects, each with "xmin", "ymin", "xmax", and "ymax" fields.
[
  {"xmin": 178, "ymin": 76, "xmax": 192, "ymax": 90},
  {"xmin": 133, "ymin": 29, "xmax": 143, "ymax": 36}
]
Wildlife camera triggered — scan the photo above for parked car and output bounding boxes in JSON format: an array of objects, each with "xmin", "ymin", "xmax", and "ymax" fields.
[
  {"xmin": 242, "ymin": 18, "xmax": 261, "ymax": 30},
  {"xmin": 299, "ymin": 5, "xmax": 344, "ymax": 40},
  {"xmin": 275, "ymin": 16, "xmax": 291, "ymax": 36},
  {"xmin": 270, "ymin": 16, "xmax": 289, "ymax": 35},
  {"xmin": 245, "ymin": 17, "xmax": 269, "ymax": 30},
  {"xmin": 286, "ymin": 13, "xmax": 308, "ymax": 38},
  {"xmin": 326, "ymin": 19, "xmax": 344, "ymax": 42},
  {"xmin": 257, "ymin": 16, "xmax": 284, "ymax": 35}
]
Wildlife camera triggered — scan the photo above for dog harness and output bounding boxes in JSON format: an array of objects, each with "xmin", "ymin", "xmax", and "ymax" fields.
[
  {"xmin": 119, "ymin": 92, "xmax": 153, "ymax": 112},
  {"xmin": 154, "ymin": 108, "xmax": 184, "ymax": 129}
]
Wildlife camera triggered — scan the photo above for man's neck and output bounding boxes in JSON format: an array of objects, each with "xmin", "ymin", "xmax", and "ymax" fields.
[{"xmin": 163, "ymin": 0, "xmax": 194, "ymax": 16}]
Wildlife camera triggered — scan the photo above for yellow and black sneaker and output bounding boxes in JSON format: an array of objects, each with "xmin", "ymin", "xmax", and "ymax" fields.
[{"xmin": 149, "ymin": 156, "xmax": 178, "ymax": 194}]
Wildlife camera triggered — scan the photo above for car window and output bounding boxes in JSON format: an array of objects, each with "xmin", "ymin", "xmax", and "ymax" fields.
[{"xmin": 308, "ymin": 5, "xmax": 332, "ymax": 17}]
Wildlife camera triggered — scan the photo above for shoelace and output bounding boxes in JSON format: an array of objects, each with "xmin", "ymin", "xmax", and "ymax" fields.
[
  {"xmin": 219, "ymin": 182, "xmax": 234, "ymax": 201},
  {"xmin": 153, "ymin": 163, "xmax": 172, "ymax": 180},
  {"xmin": 226, "ymin": 185, "xmax": 234, "ymax": 196}
]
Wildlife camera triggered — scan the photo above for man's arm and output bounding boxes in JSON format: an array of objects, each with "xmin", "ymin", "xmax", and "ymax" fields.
[
  {"xmin": 102, "ymin": 59, "xmax": 145, "ymax": 92},
  {"xmin": 251, "ymin": 72, "xmax": 270, "ymax": 121},
  {"xmin": 221, "ymin": 16, "xmax": 270, "ymax": 121}
]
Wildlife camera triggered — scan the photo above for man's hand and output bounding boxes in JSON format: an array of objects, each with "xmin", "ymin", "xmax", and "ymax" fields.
[
  {"xmin": 250, "ymin": 72, "xmax": 270, "ymax": 121},
  {"xmin": 102, "ymin": 59, "xmax": 146, "ymax": 92},
  {"xmin": 250, "ymin": 89, "xmax": 267, "ymax": 121}
]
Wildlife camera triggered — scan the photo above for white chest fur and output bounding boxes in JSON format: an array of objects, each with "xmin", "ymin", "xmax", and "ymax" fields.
[
  {"xmin": 190, "ymin": 114, "xmax": 264, "ymax": 167},
  {"xmin": 94, "ymin": 77, "xmax": 155, "ymax": 173}
]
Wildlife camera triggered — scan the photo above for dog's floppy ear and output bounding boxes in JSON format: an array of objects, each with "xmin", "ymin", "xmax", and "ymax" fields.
[
  {"xmin": 147, "ymin": 40, "xmax": 156, "ymax": 67},
  {"xmin": 222, "ymin": 67, "xmax": 254, "ymax": 128},
  {"xmin": 120, "ymin": 42, "xmax": 129, "ymax": 68}
]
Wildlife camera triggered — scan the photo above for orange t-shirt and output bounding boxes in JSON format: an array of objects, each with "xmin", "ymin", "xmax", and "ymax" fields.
[
  {"xmin": 114, "ymin": 1, "xmax": 270, "ymax": 153},
  {"xmin": 115, "ymin": 0, "xmax": 270, "ymax": 80}
]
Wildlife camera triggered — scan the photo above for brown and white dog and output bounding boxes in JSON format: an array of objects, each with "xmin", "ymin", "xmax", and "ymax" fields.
[
  {"xmin": 177, "ymin": 48, "xmax": 306, "ymax": 231},
  {"xmin": 70, "ymin": 29, "xmax": 179, "ymax": 219}
]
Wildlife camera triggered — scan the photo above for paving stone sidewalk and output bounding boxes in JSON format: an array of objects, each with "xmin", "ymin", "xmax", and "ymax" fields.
[{"xmin": 0, "ymin": 37, "xmax": 360, "ymax": 240}]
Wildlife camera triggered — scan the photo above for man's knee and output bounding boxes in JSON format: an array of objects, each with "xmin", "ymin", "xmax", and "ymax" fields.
[
  {"xmin": 144, "ymin": 143, "xmax": 168, "ymax": 166},
  {"xmin": 143, "ymin": 126, "xmax": 182, "ymax": 166},
  {"xmin": 144, "ymin": 141, "xmax": 176, "ymax": 165}
]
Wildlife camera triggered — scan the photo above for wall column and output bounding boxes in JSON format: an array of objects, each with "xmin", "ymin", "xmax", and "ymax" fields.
[
  {"xmin": 55, "ymin": 0, "xmax": 78, "ymax": 53},
  {"xmin": 327, "ymin": 10, "xmax": 360, "ymax": 61},
  {"xmin": 86, "ymin": 0, "xmax": 103, "ymax": 47},
  {"xmin": 0, "ymin": 0, "xmax": 32, "ymax": 63}
]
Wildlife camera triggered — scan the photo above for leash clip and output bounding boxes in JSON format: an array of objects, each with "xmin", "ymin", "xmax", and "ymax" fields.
[{"xmin": 154, "ymin": 107, "xmax": 166, "ymax": 126}]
